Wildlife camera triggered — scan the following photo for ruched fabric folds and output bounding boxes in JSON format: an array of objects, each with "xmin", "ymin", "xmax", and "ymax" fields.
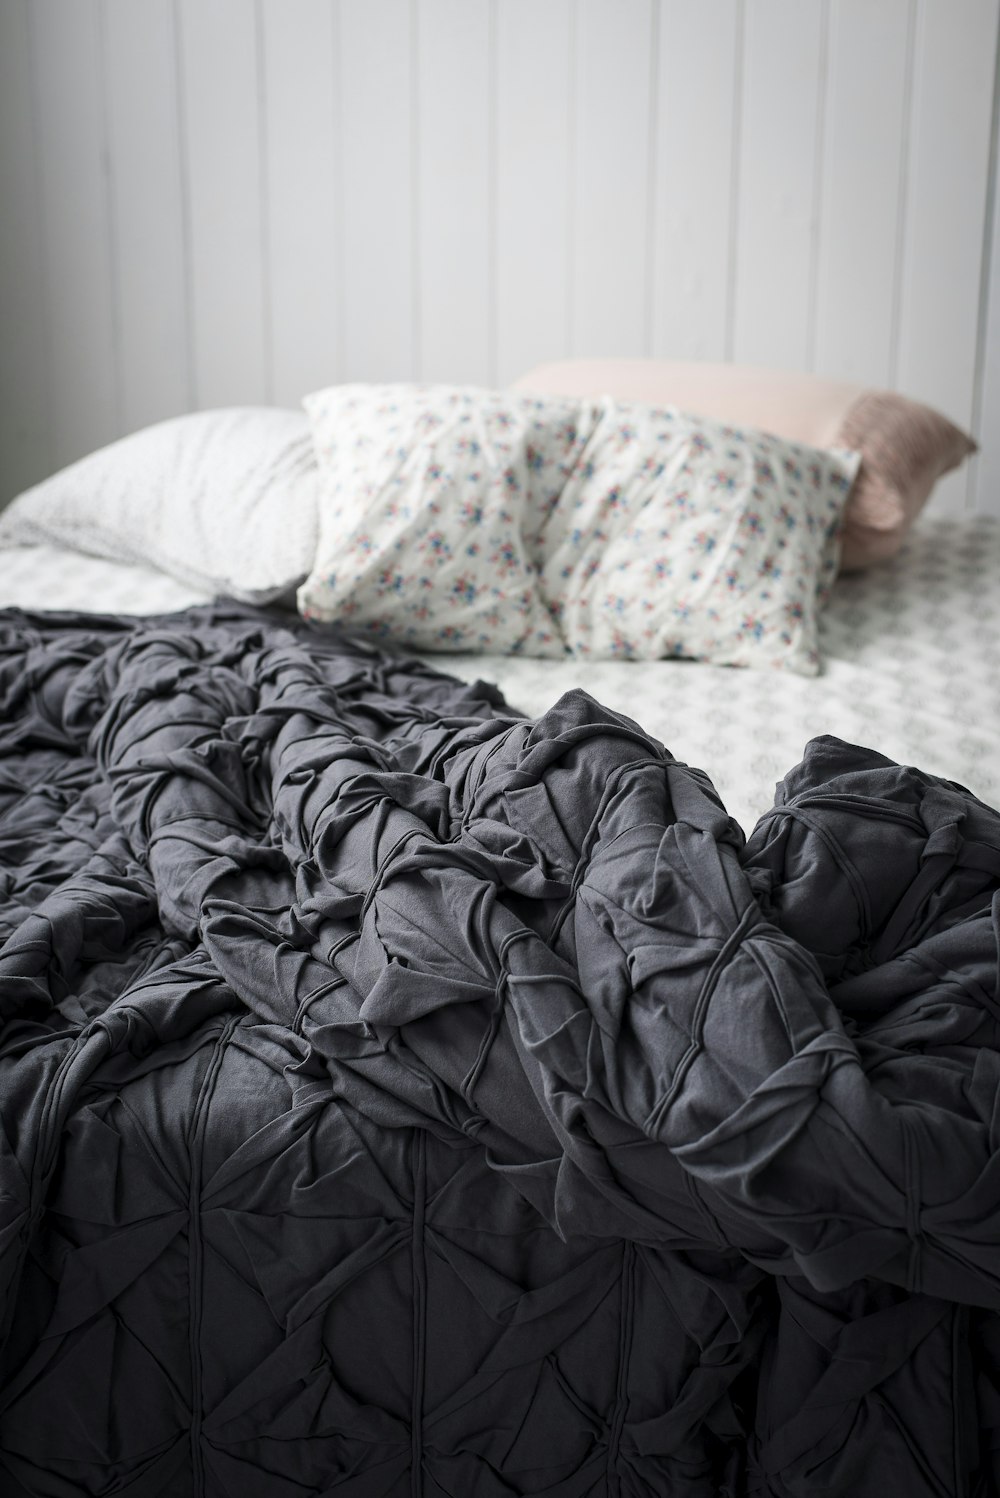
[{"xmin": 0, "ymin": 604, "xmax": 998, "ymax": 1496}]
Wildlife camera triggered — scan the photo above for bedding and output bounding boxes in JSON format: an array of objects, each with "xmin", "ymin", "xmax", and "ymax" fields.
[
  {"xmin": 2, "ymin": 600, "xmax": 1000, "ymax": 1496},
  {"xmin": 511, "ymin": 360, "xmax": 977, "ymax": 569},
  {"xmin": 300, "ymin": 383, "xmax": 859, "ymax": 674},
  {"xmin": 0, "ymin": 541, "xmax": 211, "ymax": 615},
  {"xmin": 0, "ymin": 407, "xmax": 320, "ymax": 603},
  {"xmin": 2, "ymin": 512, "xmax": 999, "ymax": 834}
]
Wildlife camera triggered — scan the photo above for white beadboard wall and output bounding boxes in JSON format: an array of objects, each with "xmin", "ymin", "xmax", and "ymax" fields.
[{"xmin": 1, "ymin": 0, "xmax": 999, "ymax": 513}]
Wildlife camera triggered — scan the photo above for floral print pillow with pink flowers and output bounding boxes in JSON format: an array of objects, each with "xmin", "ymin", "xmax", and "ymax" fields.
[{"xmin": 299, "ymin": 384, "xmax": 860, "ymax": 674}]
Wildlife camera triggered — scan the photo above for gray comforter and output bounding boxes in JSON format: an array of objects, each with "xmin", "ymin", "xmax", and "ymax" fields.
[{"xmin": 0, "ymin": 604, "xmax": 998, "ymax": 1497}]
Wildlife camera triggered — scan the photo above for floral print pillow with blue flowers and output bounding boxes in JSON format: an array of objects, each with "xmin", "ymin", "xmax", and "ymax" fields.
[{"xmin": 299, "ymin": 384, "xmax": 860, "ymax": 674}]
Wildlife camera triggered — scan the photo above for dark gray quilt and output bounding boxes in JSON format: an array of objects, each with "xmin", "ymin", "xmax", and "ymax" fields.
[{"xmin": 1, "ymin": 604, "xmax": 999, "ymax": 1498}]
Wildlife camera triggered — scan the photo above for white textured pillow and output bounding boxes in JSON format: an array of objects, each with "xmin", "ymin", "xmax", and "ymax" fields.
[
  {"xmin": 300, "ymin": 384, "xmax": 860, "ymax": 674},
  {"xmin": 0, "ymin": 408, "xmax": 320, "ymax": 603}
]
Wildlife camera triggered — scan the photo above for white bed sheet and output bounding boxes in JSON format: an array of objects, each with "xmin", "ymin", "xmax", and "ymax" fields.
[
  {"xmin": 2, "ymin": 518, "xmax": 998, "ymax": 833},
  {"xmin": 0, "ymin": 542, "xmax": 210, "ymax": 615}
]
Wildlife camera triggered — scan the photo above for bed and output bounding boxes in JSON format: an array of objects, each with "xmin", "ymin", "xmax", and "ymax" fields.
[{"xmin": 1, "ymin": 377, "xmax": 999, "ymax": 1498}]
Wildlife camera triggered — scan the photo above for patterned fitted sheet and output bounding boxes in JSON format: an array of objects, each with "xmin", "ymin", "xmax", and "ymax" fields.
[{"xmin": 1, "ymin": 518, "xmax": 998, "ymax": 832}]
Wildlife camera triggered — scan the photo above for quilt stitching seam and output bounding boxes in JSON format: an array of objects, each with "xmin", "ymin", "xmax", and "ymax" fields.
[
  {"xmin": 411, "ymin": 1129, "xmax": 427, "ymax": 1497},
  {"xmin": 607, "ymin": 1239, "xmax": 636, "ymax": 1493},
  {"xmin": 187, "ymin": 1013, "xmax": 239, "ymax": 1497}
]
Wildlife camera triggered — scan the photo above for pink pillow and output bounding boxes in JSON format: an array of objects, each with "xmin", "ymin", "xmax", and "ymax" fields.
[{"xmin": 510, "ymin": 360, "xmax": 976, "ymax": 570}]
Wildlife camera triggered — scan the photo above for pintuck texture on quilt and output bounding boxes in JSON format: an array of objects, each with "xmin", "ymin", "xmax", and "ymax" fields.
[
  {"xmin": 2, "ymin": 605, "xmax": 1000, "ymax": 1497},
  {"xmin": 300, "ymin": 385, "xmax": 859, "ymax": 674}
]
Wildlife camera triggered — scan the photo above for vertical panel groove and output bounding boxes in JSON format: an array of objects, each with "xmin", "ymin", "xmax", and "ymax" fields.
[
  {"xmin": 971, "ymin": 5, "xmax": 1000, "ymax": 508},
  {"xmin": 888, "ymin": 0, "xmax": 918, "ymax": 390},
  {"xmin": 651, "ymin": 1, "xmax": 740, "ymax": 360},
  {"xmin": 33, "ymin": 0, "xmax": 120, "ymax": 462},
  {"xmin": 723, "ymin": 0, "xmax": 745, "ymax": 362},
  {"xmin": 572, "ymin": 0, "xmax": 653, "ymax": 356},
  {"xmin": 495, "ymin": 0, "xmax": 573, "ymax": 382},
  {"xmin": 565, "ymin": 0, "xmax": 578, "ymax": 354},
  {"xmin": 416, "ymin": 0, "xmax": 491, "ymax": 382},
  {"xmin": 255, "ymin": 0, "xmax": 274, "ymax": 403},
  {"xmin": 332, "ymin": 0, "xmax": 345, "ymax": 388},
  {"xmin": 893, "ymin": 0, "xmax": 995, "ymax": 516},
  {"xmin": 95, "ymin": 0, "xmax": 125, "ymax": 435},
  {"xmin": 105, "ymin": 0, "xmax": 191, "ymax": 428},
  {"xmin": 813, "ymin": 0, "xmax": 910, "ymax": 386},
  {"xmin": 181, "ymin": 0, "xmax": 270, "ymax": 404},
  {"xmin": 411, "ymin": 0, "xmax": 422, "ymax": 378},
  {"xmin": 805, "ymin": 0, "xmax": 830, "ymax": 373},
  {"xmin": 643, "ymin": 0, "xmax": 661, "ymax": 358},
  {"xmin": 340, "ymin": 0, "xmax": 414, "ymax": 379},
  {"xmin": 23, "ymin": 0, "xmax": 55, "ymax": 474},
  {"xmin": 487, "ymin": 0, "xmax": 498, "ymax": 386},
  {"xmin": 171, "ymin": 0, "xmax": 197, "ymax": 408}
]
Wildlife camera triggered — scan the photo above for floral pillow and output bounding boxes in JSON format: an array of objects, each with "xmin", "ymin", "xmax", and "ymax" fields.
[
  {"xmin": 299, "ymin": 384, "xmax": 860, "ymax": 674},
  {"xmin": 542, "ymin": 401, "xmax": 860, "ymax": 672},
  {"xmin": 299, "ymin": 385, "xmax": 588, "ymax": 654}
]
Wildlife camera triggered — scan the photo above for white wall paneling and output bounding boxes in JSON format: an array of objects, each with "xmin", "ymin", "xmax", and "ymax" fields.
[
  {"xmin": 104, "ymin": 0, "xmax": 191, "ymax": 431},
  {"xmin": 261, "ymin": 0, "xmax": 342, "ymax": 405},
  {"xmin": 494, "ymin": 0, "xmax": 573, "ymax": 384},
  {"xmin": 31, "ymin": 0, "xmax": 120, "ymax": 470},
  {"xmin": 976, "ymin": 46, "xmax": 1000, "ymax": 516},
  {"xmin": 340, "ymin": 0, "xmax": 417, "ymax": 382},
  {"xmin": 417, "ymin": 0, "xmax": 492, "ymax": 383},
  {"xmin": 812, "ymin": 0, "xmax": 911, "ymax": 388},
  {"xmin": 895, "ymin": 0, "xmax": 999, "ymax": 513},
  {"xmin": 177, "ymin": 0, "xmax": 270, "ymax": 408},
  {"xmin": 571, "ymin": 0, "xmax": 654, "ymax": 357},
  {"xmin": 0, "ymin": 0, "xmax": 51, "ymax": 497},
  {"xmin": 731, "ymin": 0, "xmax": 826, "ymax": 369},
  {"xmin": 1, "ymin": 0, "xmax": 999, "ymax": 514},
  {"xmin": 650, "ymin": 0, "xmax": 740, "ymax": 362}
]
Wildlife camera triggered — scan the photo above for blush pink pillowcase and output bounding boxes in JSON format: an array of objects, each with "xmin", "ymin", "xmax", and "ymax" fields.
[{"xmin": 510, "ymin": 360, "xmax": 976, "ymax": 571}]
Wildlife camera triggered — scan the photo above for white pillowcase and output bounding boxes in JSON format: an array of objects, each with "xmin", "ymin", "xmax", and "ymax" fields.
[
  {"xmin": 0, "ymin": 408, "xmax": 320, "ymax": 604},
  {"xmin": 300, "ymin": 384, "xmax": 860, "ymax": 674}
]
